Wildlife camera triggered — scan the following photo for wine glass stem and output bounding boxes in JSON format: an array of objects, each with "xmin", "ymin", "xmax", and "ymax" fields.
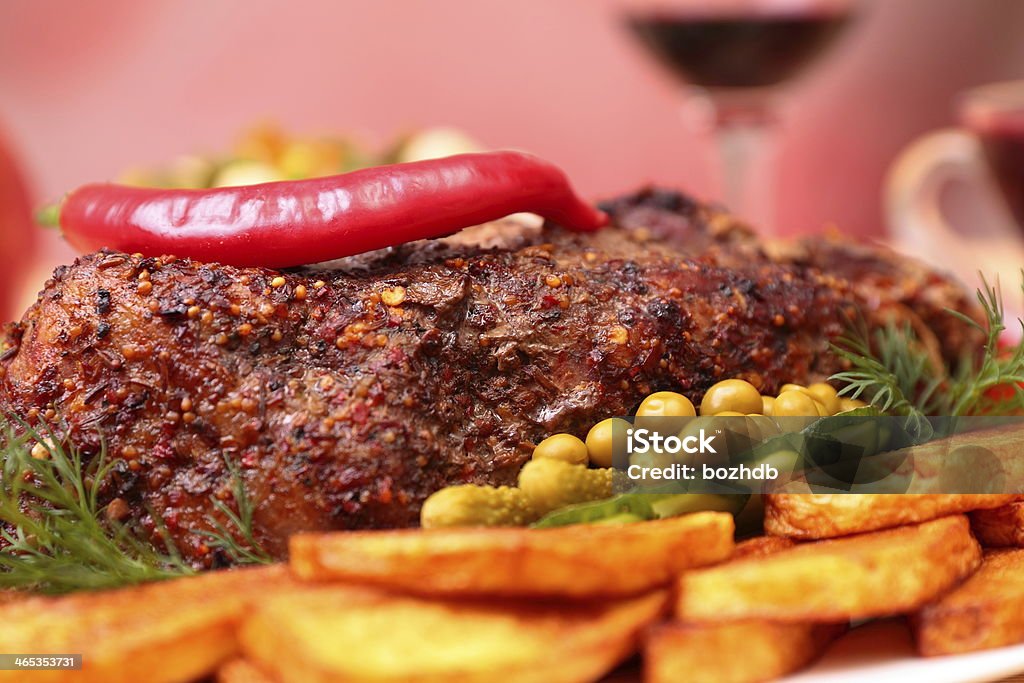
[{"xmin": 715, "ymin": 120, "xmax": 775, "ymax": 231}]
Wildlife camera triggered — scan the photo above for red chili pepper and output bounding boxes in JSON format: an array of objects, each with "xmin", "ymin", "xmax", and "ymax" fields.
[{"xmin": 58, "ymin": 151, "xmax": 607, "ymax": 268}]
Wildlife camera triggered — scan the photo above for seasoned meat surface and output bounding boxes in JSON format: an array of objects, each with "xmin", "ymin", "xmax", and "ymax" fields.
[
  {"xmin": 0, "ymin": 189, "xmax": 981, "ymax": 564},
  {"xmin": 767, "ymin": 234, "xmax": 982, "ymax": 366}
]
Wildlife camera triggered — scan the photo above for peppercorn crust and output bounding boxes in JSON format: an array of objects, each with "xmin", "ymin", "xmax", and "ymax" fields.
[{"xmin": 0, "ymin": 189, "xmax": 984, "ymax": 565}]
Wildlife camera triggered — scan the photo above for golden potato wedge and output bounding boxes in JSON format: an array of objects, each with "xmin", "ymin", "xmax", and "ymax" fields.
[
  {"xmin": 0, "ymin": 565, "xmax": 292, "ymax": 683},
  {"xmin": 678, "ymin": 515, "xmax": 981, "ymax": 623},
  {"xmin": 766, "ymin": 493, "xmax": 1019, "ymax": 539},
  {"xmin": 766, "ymin": 424, "xmax": 1024, "ymax": 539},
  {"xmin": 240, "ymin": 586, "xmax": 668, "ymax": 683},
  {"xmin": 971, "ymin": 502, "xmax": 1024, "ymax": 547},
  {"xmin": 290, "ymin": 511, "xmax": 734, "ymax": 598},
  {"xmin": 914, "ymin": 548, "xmax": 1024, "ymax": 656},
  {"xmin": 732, "ymin": 535, "xmax": 795, "ymax": 560},
  {"xmin": 650, "ymin": 534, "xmax": 838, "ymax": 683},
  {"xmin": 645, "ymin": 621, "xmax": 844, "ymax": 683},
  {"xmin": 218, "ymin": 659, "xmax": 280, "ymax": 683}
]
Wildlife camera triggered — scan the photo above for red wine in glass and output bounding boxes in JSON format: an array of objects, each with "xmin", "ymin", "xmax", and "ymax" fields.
[
  {"xmin": 626, "ymin": 8, "xmax": 853, "ymax": 90},
  {"xmin": 970, "ymin": 115, "xmax": 1024, "ymax": 228},
  {"xmin": 622, "ymin": 1, "xmax": 858, "ymax": 231}
]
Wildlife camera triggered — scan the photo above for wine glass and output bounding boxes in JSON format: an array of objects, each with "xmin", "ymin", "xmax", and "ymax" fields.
[
  {"xmin": 623, "ymin": 0, "xmax": 860, "ymax": 231},
  {"xmin": 886, "ymin": 80, "xmax": 1024, "ymax": 330}
]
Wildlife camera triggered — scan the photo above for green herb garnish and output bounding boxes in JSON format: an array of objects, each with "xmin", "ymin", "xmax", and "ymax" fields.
[
  {"xmin": 0, "ymin": 417, "xmax": 271, "ymax": 594},
  {"xmin": 946, "ymin": 275, "xmax": 1024, "ymax": 415},
  {"xmin": 831, "ymin": 274, "xmax": 1024, "ymax": 418},
  {"xmin": 831, "ymin": 320, "xmax": 939, "ymax": 419},
  {"xmin": 0, "ymin": 419, "xmax": 192, "ymax": 593},
  {"xmin": 191, "ymin": 454, "xmax": 273, "ymax": 566}
]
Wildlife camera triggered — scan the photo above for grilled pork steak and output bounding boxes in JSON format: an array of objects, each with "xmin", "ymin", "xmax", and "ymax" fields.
[{"xmin": 0, "ymin": 189, "xmax": 981, "ymax": 565}]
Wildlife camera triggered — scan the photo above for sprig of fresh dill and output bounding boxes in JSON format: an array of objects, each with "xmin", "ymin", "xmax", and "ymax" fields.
[
  {"xmin": 0, "ymin": 417, "xmax": 271, "ymax": 594},
  {"xmin": 191, "ymin": 454, "xmax": 273, "ymax": 566},
  {"xmin": 946, "ymin": 275, "xmax": 1024, "ymax": 415},
  {"xmin": 0, "ymin": 419, "xmax": 192, "ymax": 593},
  {"xmin": 831, "ymin": 273, "xmax": 1024, "ymax": 418},
  {"xmin": 830, "ymin": 320, "xmax": 939, "ymax": 418}
]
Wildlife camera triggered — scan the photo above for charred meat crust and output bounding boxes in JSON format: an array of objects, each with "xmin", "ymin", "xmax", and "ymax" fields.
[{"xmin": 0, "ymin": 189, "xmax": 981, "ymax": 565}]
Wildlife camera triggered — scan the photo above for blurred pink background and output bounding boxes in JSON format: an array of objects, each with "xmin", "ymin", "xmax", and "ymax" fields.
[{"xmin": 1, "ymin": 0, "xmax": 1024, "ymax": 315}]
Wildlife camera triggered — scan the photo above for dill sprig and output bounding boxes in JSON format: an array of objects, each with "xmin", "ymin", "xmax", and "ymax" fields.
[
  {"xmin": 831, "ymin": 273, "xmax": 1024, "ymax": 418},
  {"xmin": 946, "ymin": 275, "xmax": 1024, "ymax": 415},
  {"xmin": 191, "ymin": 454, "xmax": 273, "ymax": 566},
  {"xmin": 0, "ymin": 416, "xmax": 272, "ymax": 593},
  {"xmin": 0, "ymin": 419, "xmax": 192, "ymax": 593},
  {"xmin": 831, "ymin": 320, "xmax": 939, "ymax": 418}
]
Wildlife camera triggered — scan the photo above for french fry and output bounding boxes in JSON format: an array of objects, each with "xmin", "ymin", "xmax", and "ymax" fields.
[
  {"xmin": 0, "ymin": 565, "xmax": 292, "ymax": 683},
  {"xmin": 678, "ymin": 515, "xmax": 980, "ymax": 623},
  {"xmin": 649, "ymin": 534, "xmax": 840, "ymax": 683},
  {"xmin": 971, "ymin": 501, "xmax": 1024, "ymax": 547},
  {"xmin": 732, "ymin": 535, "xmax": 795, "ymax": 560},
  {"xmin": 766, "ymin": 493, "xmax": 1018, "ymax": 539},
  {"xmin": 240, "ymin": 586, "xmax": 668, "ymax": 683},
  {"xmin": 290, "ymin": 511, "xmax": 733, "ymax": 598},
  {"xmin": 914, "ymin": 548, "xmax": 1024, "ymax": 656},
  {"xmin": 645, "ymin": 621, "xmax": 844, "ymax": 683},
  {"xmin": 766, "ymin": 424, "xmax": 1024, "ymax": 539}
]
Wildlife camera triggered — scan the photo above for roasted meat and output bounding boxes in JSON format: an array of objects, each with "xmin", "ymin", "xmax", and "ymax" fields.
[{"xmin": 0, "ymin": 189, "xmax": 982, "ymax": 565}]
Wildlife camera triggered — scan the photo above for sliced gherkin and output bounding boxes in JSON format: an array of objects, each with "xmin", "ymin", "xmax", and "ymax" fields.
[
  {"xmin": 517, "ymin": 459, "xmax": 618, "ymax": 512},
  {"xmin": 421, "ymin": 460, "xmax": 619, "ymax": 529},
  {"xmin": 420, "ymin": 485, "xmax": 534, "ymax": 528}
]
